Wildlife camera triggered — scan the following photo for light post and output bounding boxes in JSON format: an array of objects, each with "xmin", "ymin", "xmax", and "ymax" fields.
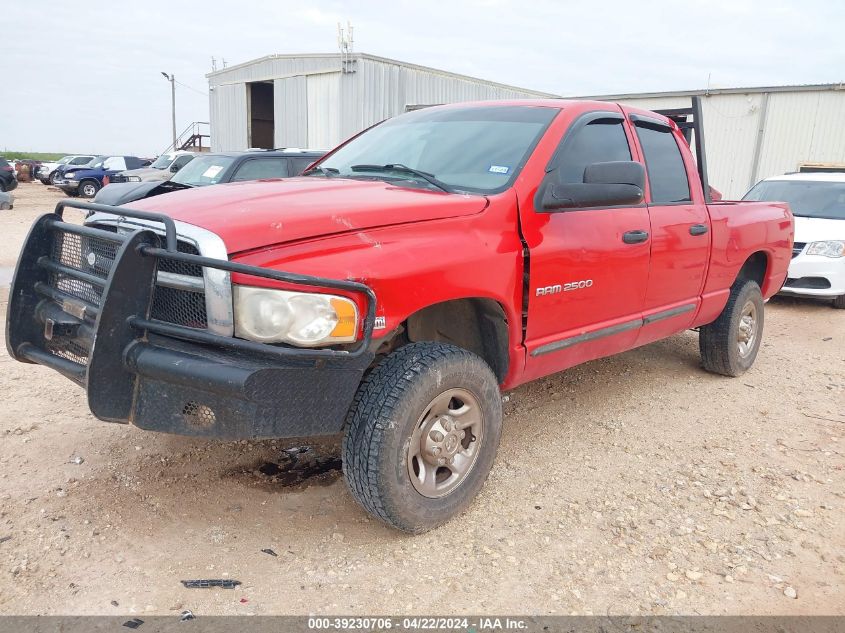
[{"xmin": 161, "ymin": 72, "xmax": 176, "ymax": 150}]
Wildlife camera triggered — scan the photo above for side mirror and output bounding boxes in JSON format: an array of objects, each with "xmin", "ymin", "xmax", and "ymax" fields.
[{"xmin": 541, "ymin": 161, "xmax": 645, "ymax": 212}]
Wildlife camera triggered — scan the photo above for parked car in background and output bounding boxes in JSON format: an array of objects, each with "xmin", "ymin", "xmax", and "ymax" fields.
[
  {"xmin": 109, "ymin": 151, "xmax": 196, "ymax": 184},
  {"xmin": 95, "ymin": 149, "xmax": 324, "ymax": 205},
  {"xmin": 54, "ymin": 155, "xmax": 148, "ymax": 198},
  {"xmin": 0, "ymin": 158, "xmax": 18, "ymax": 192},
  {"xmin": 744, "ymin": 172, "xmax": 845, "ymax": 308},
  {"xmin": 0, "ymin": 191, "xmax": 13, "ymax": 210},
  {"xmin": 38, "ymin": 155, "xmax": 97, "ymax": 185}
]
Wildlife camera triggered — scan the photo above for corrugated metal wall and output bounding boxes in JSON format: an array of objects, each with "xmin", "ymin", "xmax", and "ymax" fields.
[
  {"xmin": 208, "ymin": 53, "xmax": 554, "ymax": 152},
  {"xmin": 306, "ymin": 73, "xmax": 341, "ymax": 150},
  {"xmin": 339, "ymin": 57, "xmax": 554, "ymax": 146},
  {"xmin": 274, "ymin": 76, "xmax": 308, "ymax": 148},
  {"xmin": 756, "ymin": 91, "xmax": 845, "ymax": 180},
  {"xmin": 209, "ymin": 83, "xmax": 248, "ymax": 151},
  {"xmin": 209, "ymin": 55, "xmax": 341, "ymax": 151},
  {"xmin": 609, "ymin": 89, "xmax": 845, "ymax": 199}
]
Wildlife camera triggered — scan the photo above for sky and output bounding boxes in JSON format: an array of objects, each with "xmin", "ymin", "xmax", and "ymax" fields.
[{"xmin": 2, "ymin": 0, "xmax": 843, "ymax": 155}]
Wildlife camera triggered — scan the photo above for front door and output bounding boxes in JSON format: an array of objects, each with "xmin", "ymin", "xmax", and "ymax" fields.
[{"xmin": 520, "ymin": 110, "xmax": 651, "ymax": 381}]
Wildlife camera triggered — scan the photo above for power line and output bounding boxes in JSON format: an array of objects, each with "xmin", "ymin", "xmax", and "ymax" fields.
[{"xmin": 174, "ymin": 79, "xmax": 208, "ymax": 97}]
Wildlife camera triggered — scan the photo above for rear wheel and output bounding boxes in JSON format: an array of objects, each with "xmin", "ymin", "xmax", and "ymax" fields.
[
  {"xmin": 833, "ymin": 295, "xmax": 845, "ymax": 310},
  {"xmin": 342, "ymin": 342, "xmax": 502, "ymax": 533},
  {"xmin": 699, "ymin": 279, "xmax": 764, "ymax": 377},
  {"xmin": 79, "ymin": 180, "xmax": 100, "ymax": 198}
]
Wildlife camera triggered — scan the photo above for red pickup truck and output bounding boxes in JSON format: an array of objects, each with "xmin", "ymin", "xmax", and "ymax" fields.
[{"xmin": 6, "ymin": 98, "xmax": 793, "ymax": 533}]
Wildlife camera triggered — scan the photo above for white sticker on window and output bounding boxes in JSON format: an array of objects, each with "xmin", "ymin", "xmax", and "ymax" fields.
[
  {"xmin": 202, "ymin": 165, "xmax": 223, "ymax": 178},
  {"xmin": 489, "ymin": 165, "xmax": 510, "ymax": 174}
]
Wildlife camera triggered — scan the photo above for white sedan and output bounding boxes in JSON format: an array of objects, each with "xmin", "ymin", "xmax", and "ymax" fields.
[{"xmin": 744, "ymin": 172, "xmax": 845, "ymax": 309}]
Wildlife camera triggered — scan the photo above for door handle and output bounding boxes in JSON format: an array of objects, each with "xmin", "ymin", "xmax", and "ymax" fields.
[
  {"xmin": 689, "ymin": 224, "xmax": 709, "ymax": 236},
  {"xmin": 622, "ymin": 230, "xmax": 649, "ymax": 244}
]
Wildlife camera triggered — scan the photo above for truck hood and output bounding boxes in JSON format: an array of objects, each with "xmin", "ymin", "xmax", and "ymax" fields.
[
  {"xmin": 794, "ymin": 215, "xmax": 845, "ymax": 242},
  {"xmin": 120, "ymin": 167, "xmax": 172, "ymax": 182},
  {"xmin": 121, "ymin": 177, "xmax": 488, "ymax": 253},
  {"xmin": 95, "ymin": 181, "xmax": 162, "ymax": 206}
]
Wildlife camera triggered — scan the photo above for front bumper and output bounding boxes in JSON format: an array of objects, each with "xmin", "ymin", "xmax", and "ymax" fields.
[
  {"xmin": 780, "ymin": 251, "xmax": 845, "ymax": 298},
  {"xmin": 5, "ymin": 200, "xmax": 376, "ymax": 439},
  {"xmin": 54, "ymin": 179, "xmax": 79, "ymax": 193}
]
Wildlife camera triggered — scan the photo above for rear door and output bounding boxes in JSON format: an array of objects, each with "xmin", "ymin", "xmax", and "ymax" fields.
[
  {"xmin": 520, "ymin": 109, "xmax": 651, "ymax": 378},
  {"xmin": 628, "ymin": 114, "xmax": 710, "ymax": 344}
]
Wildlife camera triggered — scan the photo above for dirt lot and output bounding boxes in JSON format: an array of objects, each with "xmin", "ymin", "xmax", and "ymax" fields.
[{"xmin": 0, "ymin": 182, "xmax": 843, "ymax": 616}]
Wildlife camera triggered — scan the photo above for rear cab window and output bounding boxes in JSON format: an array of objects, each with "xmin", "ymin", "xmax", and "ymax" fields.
[{"xmin": 632, "ymin": 118, "xmax": 691, "ymax": 203}]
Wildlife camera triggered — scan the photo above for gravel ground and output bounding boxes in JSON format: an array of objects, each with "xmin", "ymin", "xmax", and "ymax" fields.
[{"xmin": 0, "ymin": 182, "xmax": 843, "ymax": 616}]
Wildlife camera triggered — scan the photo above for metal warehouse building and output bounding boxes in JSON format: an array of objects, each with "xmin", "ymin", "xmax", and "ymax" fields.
[
  {"xmin": 207, "ymin": 52, "xmax": 556, "ymax": 153},
  {"xmin": 583, "ymin": 83, "xmax": 845, "ymax": 199}
]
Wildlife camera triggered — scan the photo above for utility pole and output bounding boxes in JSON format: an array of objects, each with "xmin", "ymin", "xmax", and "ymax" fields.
[{"xmin": 161, "ymin": 72, "xmax": 176, "ymax": 151}]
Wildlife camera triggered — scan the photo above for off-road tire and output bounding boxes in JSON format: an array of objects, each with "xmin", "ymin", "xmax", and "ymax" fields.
[
  {"xmin": 79, "ymin": 179, "xmax": 100, "ymax": 199},
  {"xmin": 700, "ymin": 279, "xmax": 764, "ymax": 377},
  {"xmin": 342, "ymin": 342, "xmax": 502, "ymax": 533},
  {"xmin": 833, "ymin": 294, "xmax": 845, "ymax": 310}
]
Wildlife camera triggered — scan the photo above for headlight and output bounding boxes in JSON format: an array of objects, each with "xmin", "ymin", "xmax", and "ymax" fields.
[
  {"xmin": 806, "ymin": 241, "xmax": 844, "ymax": 258},
  {"xmin": 64, "ymin": 173, "xmax": 77, "ymax": 180},
  {"xmin": 233, "ymin": 286, "xmax": 359, "ymax": 346}
]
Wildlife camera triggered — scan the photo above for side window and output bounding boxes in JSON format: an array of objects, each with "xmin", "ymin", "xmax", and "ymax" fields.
[
  {"xmin": 173, "ymin": 155, "xmax": 193, "ymax": 170},
  {"xmin": 290, "ymin": 157, "xmax": 317, "ymax": 176},
  {"xmin": 553, "ymin": 117, "xmax": 631, "ymax": 184},
  {"xmin": 230, "ymin": 158, "xmax": 289, "ymax": 182},
  {"xmin": 634, "ymin": 122, "xmax": 691, "ymax": 203}
]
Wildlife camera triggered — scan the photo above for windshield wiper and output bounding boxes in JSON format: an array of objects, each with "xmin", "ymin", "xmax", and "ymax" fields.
[
  {"xmin": 302, "ymin": 166, "xmax": 339, "ymax": 177},
  {"xmin": 161, "ymin": 181, "xmax": 193, "ymax": 190},
  {"xmin": 350, "ymin": 164, "xmax": 454, "ymax": 193}
]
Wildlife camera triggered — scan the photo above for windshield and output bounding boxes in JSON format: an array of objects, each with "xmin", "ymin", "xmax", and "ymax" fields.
[
  {"xmin": 744, "ymin": 179, "xmax": 845, "ymax": 220},
  {"xmin": 310, "ymin": 105, "xmax": 558, "ymax": 194},
  {"xmin": 84, "ymin": 155, "xmax": 108, "ymax": 169},
  {"xmin": 58, "ymin": 157, "xmax": 72, "ymax": 165},
  {"xmin": 150, "ymin": 154, "xmax": 175, "ymax": 169},
  {"xmin": 171, "ymin": 155, "xmax": 235, "ymax": 186}
]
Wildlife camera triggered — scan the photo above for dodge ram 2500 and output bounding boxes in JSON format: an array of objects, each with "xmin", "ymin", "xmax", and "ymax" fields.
[{"xmin": 5, "ymin": 98, "xmax": 793, "ymax": 533}]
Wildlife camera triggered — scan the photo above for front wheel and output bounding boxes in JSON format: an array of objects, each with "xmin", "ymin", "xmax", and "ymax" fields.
[
  {"xmin": 79, "ymin": 179, "xmax": 100, "ymax": 198},
  {"xmin": 699, "ymin": 279, "xmax": 764, "ymax": 377},
  {"xmin": 342, "ymin": 342, "xmax": 502, "ymax": 533},
  {"xmin": 833, "ymin": 295, "xmax": 845, "ymax": 310}
]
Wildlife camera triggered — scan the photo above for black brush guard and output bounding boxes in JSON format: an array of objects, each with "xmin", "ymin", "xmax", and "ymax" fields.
[{"xmin": 5, "ymin": 200, "xmax": 376, "ymax": 439}]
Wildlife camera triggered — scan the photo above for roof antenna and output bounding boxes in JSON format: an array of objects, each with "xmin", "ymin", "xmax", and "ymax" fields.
[
  {"xmin": 338, "ymin": 21, "xmax": 355, "ymax": 73},
  {"xmin": 211, "ymin": 56, "xmax": 217, "ymax": 72}
]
